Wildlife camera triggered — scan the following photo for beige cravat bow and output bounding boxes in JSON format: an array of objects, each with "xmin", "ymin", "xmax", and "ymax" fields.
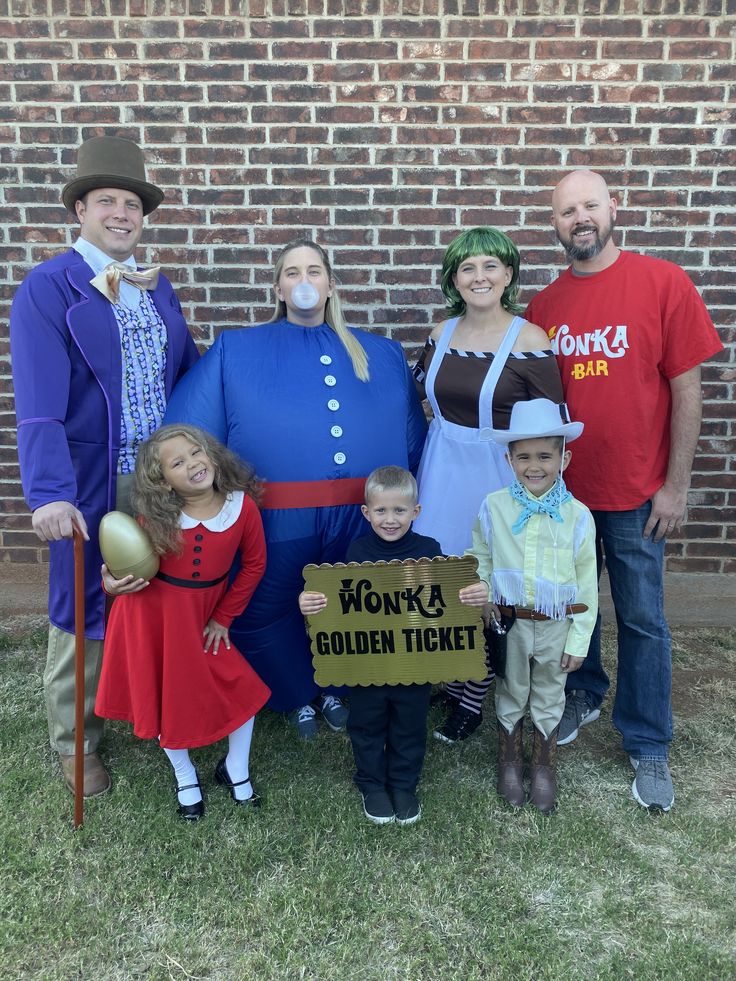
[{"xmin": 90, "ymin": 263, "xmax": 161, "ymax": 304}]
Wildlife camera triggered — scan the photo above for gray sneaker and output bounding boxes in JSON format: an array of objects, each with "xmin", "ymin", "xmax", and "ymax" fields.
[
  {"xmin": 289, "ymin": 704, "xmax": 318, "ymax": 740},
  {"xmin": 316, "ymin": 693, "xmax": 349, "ymax": 731},
  {"xmin": 630, "ymin": 757, "xmax": 674, "ymax": 812},
  {"xmin": 557, "ymin": 690, "xmax": 601, "ymax": 746}
]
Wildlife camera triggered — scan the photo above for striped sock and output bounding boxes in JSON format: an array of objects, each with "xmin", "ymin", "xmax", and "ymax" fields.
[{"xmin": 457, "ymin": 670, "xmax": 495, "ymax": 716}]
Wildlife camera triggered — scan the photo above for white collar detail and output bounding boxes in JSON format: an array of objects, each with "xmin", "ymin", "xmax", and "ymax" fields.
[
  {"xmin": 74, "ymin": 237, "xmax": 136, "ymax": 275},
  {"xmin": 179, "ymin": 491, "xmax": 244, "ymax": 532}
]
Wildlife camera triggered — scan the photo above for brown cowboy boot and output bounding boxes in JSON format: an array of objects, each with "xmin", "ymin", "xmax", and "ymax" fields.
[
  {"xmin": 529, "ymin": 725, "xmax": 558, "ymax": 814},
  {"xmin": 496, "ymin": 719, "xmax": 525, "ymax": 808}
]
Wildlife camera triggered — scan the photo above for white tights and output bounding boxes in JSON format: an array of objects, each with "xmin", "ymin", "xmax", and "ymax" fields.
[
  {"xmin": 224, "ymin": 716, "xmax": 255, "ymax": 800},
  {"xmin": 162, "ymin": 716, "xmax": 256, "ymax": 805}
]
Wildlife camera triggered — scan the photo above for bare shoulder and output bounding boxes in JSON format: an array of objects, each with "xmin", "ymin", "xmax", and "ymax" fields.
[
  {"xmin": 429, "ymin": 320, "xmax": 447, "ymax": 342},
  {"xmin": 515, "ymin": 319, "xmax": 552, "ymax": 352}
]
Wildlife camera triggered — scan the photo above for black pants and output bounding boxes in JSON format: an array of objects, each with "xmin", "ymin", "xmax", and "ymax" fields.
[{"xmin": 347, "ymin": 683, "xmax": 431, "ymax": 794}]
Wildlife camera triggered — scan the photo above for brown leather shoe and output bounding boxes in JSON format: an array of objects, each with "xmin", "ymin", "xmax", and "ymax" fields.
[
  {"xmin": 59, "ymin": 752, "xmax": 112, "ymax": 798},
  {"xmin": 529, "ymin": 725, "xmax": 558, "ymax": 815},
  {"xmin": 497, "ymin": 719, "xmax": 525, "ymax": 808}
]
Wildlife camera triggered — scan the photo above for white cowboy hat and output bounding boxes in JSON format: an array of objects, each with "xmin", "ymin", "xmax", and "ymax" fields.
[{"xmin": 490, "ymin": 398, "xmax": 583, "ymax": 446}]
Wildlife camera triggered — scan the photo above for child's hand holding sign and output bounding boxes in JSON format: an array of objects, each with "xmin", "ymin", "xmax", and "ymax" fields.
[{"xmin": 299, "ymin": 591, "xmax": 328, "ymax": 615}]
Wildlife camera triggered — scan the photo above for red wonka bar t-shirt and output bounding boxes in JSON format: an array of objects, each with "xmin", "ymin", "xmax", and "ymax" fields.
[{"xmin": 525, "ymin": 251, "xmax": 722, "ymax": 511}]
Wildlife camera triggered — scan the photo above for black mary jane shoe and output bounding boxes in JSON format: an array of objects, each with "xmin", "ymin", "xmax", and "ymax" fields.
[
  {"xmin": 176, "ymin": 772, "xmax": 205, "ymax": 822},
  {"xmin": 215, "ymin": 756, "xmax": 261, "ymax": 808}
]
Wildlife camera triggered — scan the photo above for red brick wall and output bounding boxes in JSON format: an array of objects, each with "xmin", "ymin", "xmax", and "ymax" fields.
[{"xmin": 0, "ymin": 1, "xmax": 733, "ymax": 575}]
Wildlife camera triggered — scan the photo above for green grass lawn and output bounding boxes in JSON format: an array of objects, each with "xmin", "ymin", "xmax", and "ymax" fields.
[{"xmin": 1, "ymin": 622, "xmax": 734, "ymax": 980}]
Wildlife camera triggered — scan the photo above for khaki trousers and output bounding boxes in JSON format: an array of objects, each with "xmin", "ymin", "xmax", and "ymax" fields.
[
  {"xmin": 43, "ymin": 473, "xmax": 136, "ymax": 754},
  {"xmin": 495, "ymin": 618, "xmax": 571, "ymax": 739}
]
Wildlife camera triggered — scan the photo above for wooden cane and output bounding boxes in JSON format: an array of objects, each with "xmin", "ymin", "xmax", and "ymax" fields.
[{"xmin": 72, "ymin": 523, "xmax": 85, "ymax": 829}]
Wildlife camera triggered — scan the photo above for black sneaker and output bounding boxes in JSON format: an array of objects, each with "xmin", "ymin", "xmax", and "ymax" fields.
[
  {"xmin": 433, "ymin": 705, "xmax": 483, "ymax": 744},
  {"xmin": 362, "ymin": 790, "xmax": 395, "ymax": 825},
  {"xmin": 391, "ymin": 789, "xmax": 421, "ymax": 826}
]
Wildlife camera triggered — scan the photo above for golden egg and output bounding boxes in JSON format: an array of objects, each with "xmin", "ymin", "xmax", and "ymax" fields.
[{"xmin": 99, "ymin": 511, "xmax": 160, "ymax": 581}]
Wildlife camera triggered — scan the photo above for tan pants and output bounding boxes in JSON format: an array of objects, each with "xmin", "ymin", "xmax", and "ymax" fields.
[
  {"xmin": 495, "ymin": 618, "xmax": 571, "ymax": 739},
  {"xmin": 44, "ymin": 473, "xmax": 136, "ymax": 754}
]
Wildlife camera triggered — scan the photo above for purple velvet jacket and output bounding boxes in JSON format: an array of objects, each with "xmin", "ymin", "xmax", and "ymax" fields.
[{"xmin": 11, "ymin": 249, "xmax": 199, "ymax": 638}]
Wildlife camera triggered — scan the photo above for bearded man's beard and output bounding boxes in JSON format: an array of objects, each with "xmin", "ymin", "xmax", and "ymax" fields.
[{"xmin": 557, "ymin": 217, "xmax": 616, "ymax": 262}]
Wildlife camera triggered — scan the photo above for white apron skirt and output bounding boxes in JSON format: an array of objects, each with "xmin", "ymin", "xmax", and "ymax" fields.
[
  {"xmin": 413, "ymin": 315, "xmax": 524, "ymax": 556},
  {"xmin": 414, "ymin": 416, "xmax": 513, "ymax": 556}
]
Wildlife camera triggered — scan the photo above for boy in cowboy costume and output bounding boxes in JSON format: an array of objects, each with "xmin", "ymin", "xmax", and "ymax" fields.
[
  {"xmin": 459, "ymin": 398, "xmax": 597, "ymax": 814},
  {"xmin": 10, "ymin": 136, "xmax": 198, "ymax": 796}
]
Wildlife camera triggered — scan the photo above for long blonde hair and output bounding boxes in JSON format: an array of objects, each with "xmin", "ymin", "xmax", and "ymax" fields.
[
  {"xmin": 133, "ymin": 424, "xmax": 262, "ymax": 556},
  {"xmin": 268, "ymin": 238, "xmax": 369, "ymax": 382}
]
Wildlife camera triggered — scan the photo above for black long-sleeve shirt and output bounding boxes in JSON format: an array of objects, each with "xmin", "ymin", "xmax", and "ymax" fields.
[{"xmin": 346, "ymin": 527, "xmax": 443, "ymax": 564}]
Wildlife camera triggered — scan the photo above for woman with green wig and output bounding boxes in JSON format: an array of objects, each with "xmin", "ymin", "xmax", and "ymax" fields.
[{"xmin": 412, "ymin": 227, "xmax": 564, "ymax": 745}]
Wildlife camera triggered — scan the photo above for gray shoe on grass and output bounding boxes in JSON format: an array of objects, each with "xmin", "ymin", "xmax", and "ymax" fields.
[
  {"xmin": 630, "ymin": 757, "xmax": 674, "ymax": 812},
  {"xmin": 289, "ymin": 704, "xmax": 318, "ymax": 740},
  {"xmin": 316, "ymin": 693, "xmax": 349, "ymax": 731},
  {"xmin": 557, "ymin": 690, "xmax": 601, "ymax": 746}
]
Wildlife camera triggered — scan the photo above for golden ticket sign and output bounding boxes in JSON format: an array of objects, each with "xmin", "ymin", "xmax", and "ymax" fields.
[{"xmin": 303, "ymin": 556, "xmax": 486, "ymax": 687}]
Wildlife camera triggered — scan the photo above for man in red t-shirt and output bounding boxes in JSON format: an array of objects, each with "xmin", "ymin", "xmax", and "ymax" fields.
[{"xmin": 525, "ymin": 170, "xmax": 722, "ymax": 813}]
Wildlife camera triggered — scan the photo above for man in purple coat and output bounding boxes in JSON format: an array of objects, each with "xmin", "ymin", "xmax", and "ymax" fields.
[{"xmin": 10, "ymin": 136, "xmax": 199, "ymax": 796}]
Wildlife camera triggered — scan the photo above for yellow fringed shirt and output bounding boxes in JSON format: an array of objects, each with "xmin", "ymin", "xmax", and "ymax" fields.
[{"xmin": 466, "ymin": 487, "xmax": 598, "ymax": 659}]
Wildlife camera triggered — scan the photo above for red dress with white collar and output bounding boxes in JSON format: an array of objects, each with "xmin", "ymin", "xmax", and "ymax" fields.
[{"xmin": 96, "ymin": 492, "xmax": 270, "ymax": 749}]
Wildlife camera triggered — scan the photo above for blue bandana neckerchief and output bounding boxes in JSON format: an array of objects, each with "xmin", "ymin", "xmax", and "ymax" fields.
[{"xmin": 509, "ymin": 476, "xmax": 572, "ymax": 534}]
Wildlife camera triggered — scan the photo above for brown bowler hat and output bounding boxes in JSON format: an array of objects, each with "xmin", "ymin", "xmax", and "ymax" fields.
[{"xmin": 61, "ymin": 136, "xmax": 164, "ymax": 216}]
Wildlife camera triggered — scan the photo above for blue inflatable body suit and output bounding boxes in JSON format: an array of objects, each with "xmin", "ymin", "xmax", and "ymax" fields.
[{"xmin": 165, "ymin": 318, "xmax": 427, "ymax": 710}]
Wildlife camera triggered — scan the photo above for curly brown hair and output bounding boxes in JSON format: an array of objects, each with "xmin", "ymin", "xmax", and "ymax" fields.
[{"xmin": 132, "ymin": 424, "xmax": 262, "ymax": 556}]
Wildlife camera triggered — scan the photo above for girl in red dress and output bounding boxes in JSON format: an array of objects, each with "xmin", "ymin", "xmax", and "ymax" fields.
[{"xmin": 96, "ymin": 424, "xmax": 270, "ymax": 821}]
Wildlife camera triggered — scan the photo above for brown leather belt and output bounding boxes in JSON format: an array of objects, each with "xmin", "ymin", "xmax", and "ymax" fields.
[{"xmin": 498, "ymin": 604, "xmax": 588, "ymax": 621}]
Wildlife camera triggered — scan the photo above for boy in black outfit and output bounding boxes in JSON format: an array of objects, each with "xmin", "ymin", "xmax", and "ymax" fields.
[{"xmin": 299, "ymin": 466, "xmax": 442, "ymax": 826}]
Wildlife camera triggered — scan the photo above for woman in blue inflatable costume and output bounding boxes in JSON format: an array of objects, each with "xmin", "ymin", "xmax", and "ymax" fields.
[{"xmin": 165, "ymin": 239, "xmax": 428, "ymax": 738}]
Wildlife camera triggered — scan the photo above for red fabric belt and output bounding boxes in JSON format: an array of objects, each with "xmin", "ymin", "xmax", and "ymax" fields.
[{"xmin": 261, "ymin": 477, "xmax": 366, "ymax": 510}]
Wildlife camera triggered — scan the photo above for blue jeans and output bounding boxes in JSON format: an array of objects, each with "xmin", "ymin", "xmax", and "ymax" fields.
[{"xmin": 564, "ymin": 502, "xmax": 673, "ymax": 760}]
